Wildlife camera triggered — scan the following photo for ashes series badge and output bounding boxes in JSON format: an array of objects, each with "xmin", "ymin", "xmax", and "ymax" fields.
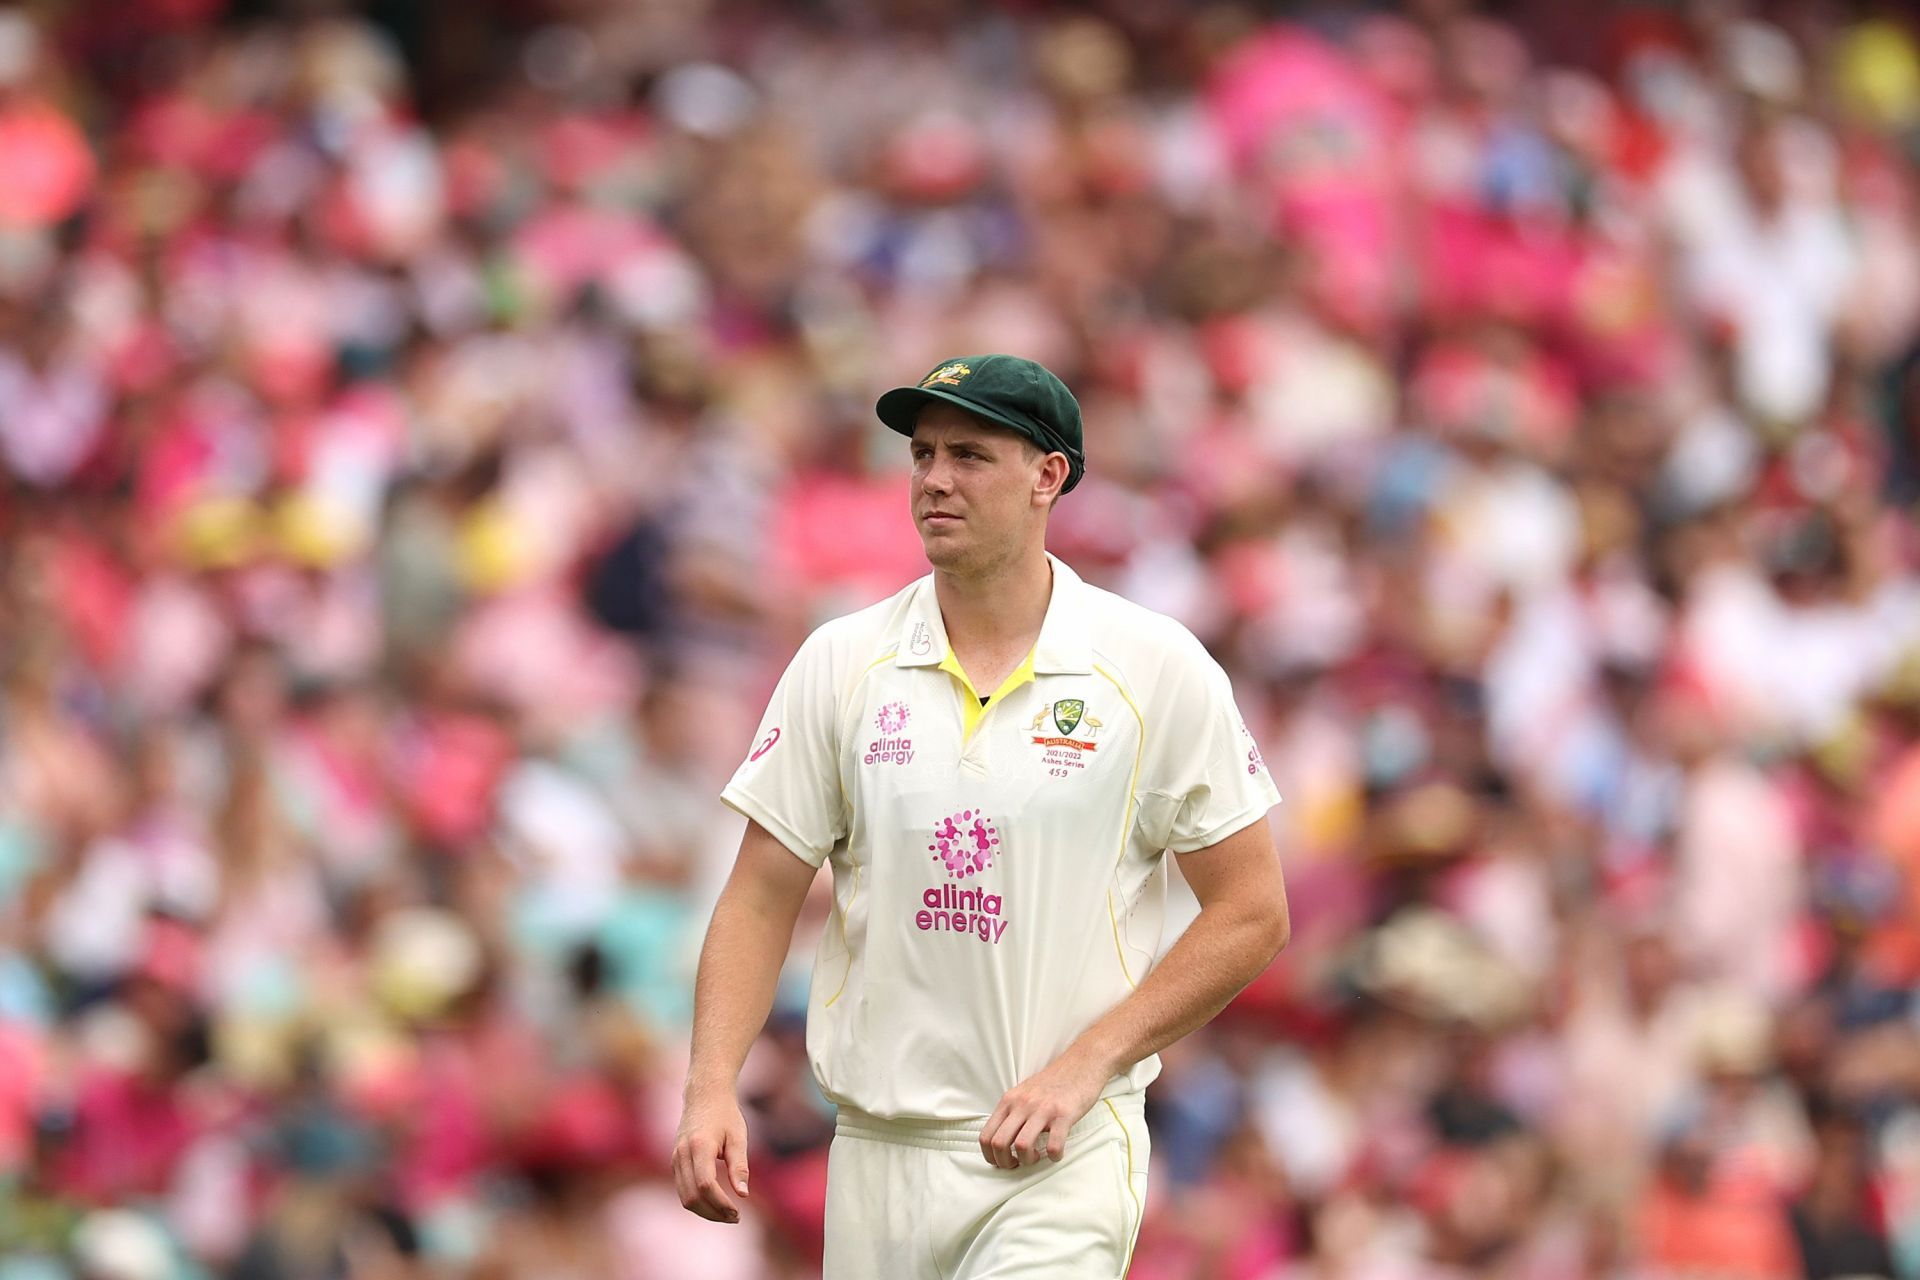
[{"xmin": 1031, "ymin": 698, "xmax": 1100, "ymax": 773}]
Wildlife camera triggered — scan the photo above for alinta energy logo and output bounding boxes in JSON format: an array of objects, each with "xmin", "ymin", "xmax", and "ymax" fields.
[
  {"xmin": 865, "ymin": 701, "xmax": 913, "ymax": 766},
  {"xmin": 918, "ymin": 808, "xmax": 1008, "ymax": 945},
  {"xmin": 928, "ymin": 808, "xmax": 997, "ymax": 877}
]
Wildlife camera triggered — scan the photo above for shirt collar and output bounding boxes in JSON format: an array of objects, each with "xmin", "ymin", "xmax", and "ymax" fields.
[{"xmin": 894, "ymin": 552, "xmax": 1092, "ymax": 675}]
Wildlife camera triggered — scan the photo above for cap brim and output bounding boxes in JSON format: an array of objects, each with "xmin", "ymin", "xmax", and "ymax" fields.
[{"xmin": 875, "ymin": 385, "xmax": 1035, "ymax": 441}]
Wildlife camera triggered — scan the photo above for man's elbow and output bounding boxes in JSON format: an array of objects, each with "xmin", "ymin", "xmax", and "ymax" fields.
[
  {"xmin": 1242, "ymin": 892, "xmax": 1290, "ymax": 970},
  {"xmin": 1260, "ymin": 902, "xmax": 1291, "ymax": 963},
  {"xmin": 1269, "ymin": 905, "xmax": 1292, "ymax": 957}
]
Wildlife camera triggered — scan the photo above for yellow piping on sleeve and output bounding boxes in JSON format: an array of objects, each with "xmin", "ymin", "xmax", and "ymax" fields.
[{"xmin": 1094, "ymin": 661, "xmax": 1146, "ymax": 989}]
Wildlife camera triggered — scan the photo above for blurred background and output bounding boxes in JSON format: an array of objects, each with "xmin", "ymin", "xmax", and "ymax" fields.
[{"xmin": 1, "ymin": 0, "xmax": 1920, "ymax": 1276}]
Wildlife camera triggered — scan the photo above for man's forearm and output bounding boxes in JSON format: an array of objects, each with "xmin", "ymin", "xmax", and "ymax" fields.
[
  {"xmin": 683, "ymin": 882, "xmax": 803, "ymax": 1098},
  {"xmin": 1068, "ymin": 900, "xmax": 1288, "ymax": 1080}
]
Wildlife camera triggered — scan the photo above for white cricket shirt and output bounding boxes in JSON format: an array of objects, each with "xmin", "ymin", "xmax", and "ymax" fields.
[{"xmin": 721, "ymin": 554, "xmax": 1281, "ymax": 1121}]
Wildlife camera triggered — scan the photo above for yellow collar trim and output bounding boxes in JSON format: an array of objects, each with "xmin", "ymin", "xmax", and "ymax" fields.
[{"xmin": 939, "ymin": 646, "xmax": 1037, "ymax": 742}]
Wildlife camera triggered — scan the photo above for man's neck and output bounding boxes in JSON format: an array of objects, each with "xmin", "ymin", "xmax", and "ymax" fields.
[{"xmin": 933, "ymin": 550, "xmax": 1054, "ymax": 657}]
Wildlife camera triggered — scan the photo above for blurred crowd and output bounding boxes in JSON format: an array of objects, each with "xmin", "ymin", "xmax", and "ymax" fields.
[{"xmin": 2, "ymin": 0, "xmax": 1920, "ymax": 1276}]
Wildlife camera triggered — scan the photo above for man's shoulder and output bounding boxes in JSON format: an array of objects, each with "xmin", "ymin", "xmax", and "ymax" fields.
[{"xmin": 1073, "ymin": 578, "xmax": 1215, "ymax": 678}]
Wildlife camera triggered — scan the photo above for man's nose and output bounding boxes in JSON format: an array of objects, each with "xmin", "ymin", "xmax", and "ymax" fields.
[{"xmin": 919, "ymin": 455, "xmax": 954, "ymax": 494}]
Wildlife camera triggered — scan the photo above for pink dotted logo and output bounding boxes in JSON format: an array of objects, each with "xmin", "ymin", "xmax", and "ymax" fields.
[
  {"xmin": 876, "ymin": 702, "xmax": 910, "ymax": 734},
  {"xmin": 928, "ymin": 809, "xmax": 1000, "ymax": 879}
]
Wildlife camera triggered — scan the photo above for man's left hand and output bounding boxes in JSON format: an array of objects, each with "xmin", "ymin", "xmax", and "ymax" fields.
[{"xmin": 980, "ymin": 1049, "xmax": 1110, "ymax": 1169}]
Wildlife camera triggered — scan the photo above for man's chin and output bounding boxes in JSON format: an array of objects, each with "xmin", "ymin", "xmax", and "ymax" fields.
[{"xmin": 919, "ymin": 534, "xmax": 970, "ymax": 570}]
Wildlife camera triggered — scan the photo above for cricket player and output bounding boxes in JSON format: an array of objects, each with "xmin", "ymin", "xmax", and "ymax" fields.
[{"xmin": 673, "ymin": 354, "xmax": 1290, "ymax": 1277}]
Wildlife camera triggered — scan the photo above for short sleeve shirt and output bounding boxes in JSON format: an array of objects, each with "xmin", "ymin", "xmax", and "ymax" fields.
[{"xmin": 722, "ymin": 555, "xmax": 1281, "ymax": 1121}]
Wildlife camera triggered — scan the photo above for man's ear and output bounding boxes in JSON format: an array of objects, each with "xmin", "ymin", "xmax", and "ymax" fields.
[{"xmin": 1033, "ymin": 451, "xmax": 1070, "ymax": 507}]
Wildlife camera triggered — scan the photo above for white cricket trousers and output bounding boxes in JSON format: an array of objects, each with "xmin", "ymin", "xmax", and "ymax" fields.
[{"xmin": 821, "ymin": 1091, "xmax": 1150, "ymax": 1279}]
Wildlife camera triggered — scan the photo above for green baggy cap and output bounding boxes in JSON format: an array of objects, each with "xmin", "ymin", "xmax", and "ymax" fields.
[{"xmin": 876, "ymin": 354, "xmax": 1085, "ymax": 494}]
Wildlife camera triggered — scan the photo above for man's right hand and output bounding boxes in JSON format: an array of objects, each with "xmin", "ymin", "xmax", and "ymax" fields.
[
  {"xmin": 672, "ymin": 1091, "xmax": 751, "ymax": 1223},
  {"xmin": 674, "ymin": 822, "xmax": 817, "ymax": 1224}
]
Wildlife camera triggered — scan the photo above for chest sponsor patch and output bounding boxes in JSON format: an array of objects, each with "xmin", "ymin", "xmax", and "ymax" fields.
[
  {"xmin": 915, "ymin": 809, "xmax": 1010, "ymax": 945},
  {"xmin": 916, "ymin": 882, "xmax": 1008, "ymax": 944},
  {"xmin": 864, "ymin": 701, "xmax": 914, "ymax": 765}
]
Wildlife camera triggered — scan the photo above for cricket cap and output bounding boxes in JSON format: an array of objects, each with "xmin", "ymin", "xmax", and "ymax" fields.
[{"xmin": 876, "ymin": 354, "xmax": 1085, "ymax": 494}]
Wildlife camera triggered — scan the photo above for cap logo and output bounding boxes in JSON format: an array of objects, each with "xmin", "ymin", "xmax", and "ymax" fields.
[{"xmin": 921, "ymin": 362, "xmax": 971, "ymax": 388}]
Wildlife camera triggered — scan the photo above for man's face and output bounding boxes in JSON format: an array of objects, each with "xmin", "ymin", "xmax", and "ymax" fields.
[{"xmin": 909, "ymin": 404, "xmax": 1056, "ymax": 574}]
